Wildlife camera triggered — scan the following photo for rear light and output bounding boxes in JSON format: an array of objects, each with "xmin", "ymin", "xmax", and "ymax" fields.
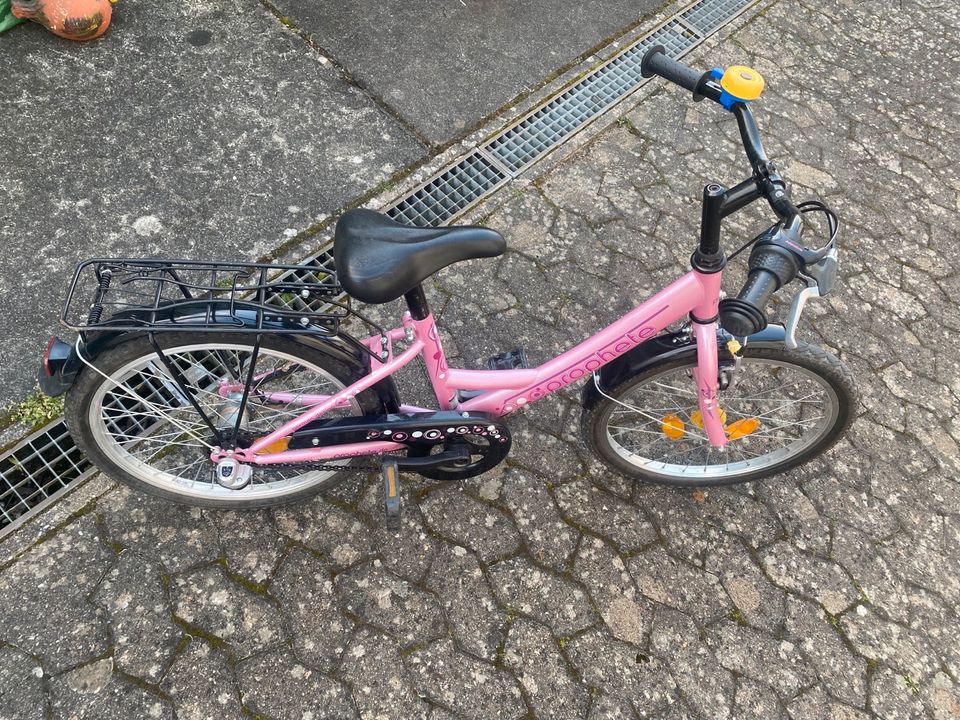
[
  {"xmin": 43, "ymin": 337, "xmax": 58, "ymax": 376},
  {"xmin": 42, "ymin": 336, "xmax": 72, "ymax": 376}
]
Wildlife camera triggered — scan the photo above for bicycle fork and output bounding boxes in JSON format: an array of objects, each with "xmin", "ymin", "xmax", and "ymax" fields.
[{"xmin": 691, "ymin": 320, "xmax": 729, "ymax": 448}]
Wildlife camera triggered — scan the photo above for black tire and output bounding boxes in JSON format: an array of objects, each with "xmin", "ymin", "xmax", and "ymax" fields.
[
  {"xmin": 583, "ymin": 341, "xmax": 856, "ymax": 486},
  {"xmin": 64, "ymin": 332, "xmax": 385, "ymax": 509}
]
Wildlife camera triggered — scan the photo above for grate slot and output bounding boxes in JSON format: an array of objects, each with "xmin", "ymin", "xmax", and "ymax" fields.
[
  {"xmin": 681, "ymin": 0, "xmax": 753, "ymax": 33},
  {"xmin": 386, "ymin": 152, "xmax": 507, "ymax": 227},
  {"xmin": 485, "ymin": 20, "xmax": 701, "ymax": 173}
]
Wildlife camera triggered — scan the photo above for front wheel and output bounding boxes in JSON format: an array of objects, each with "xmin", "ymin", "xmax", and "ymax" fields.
[
  {"xmin": 583, "ymin": 342, "xmax": 856, "ymax": 486},
  {"xmin": 65, "ymin": 332, "xmax": 385, "ymax": 508}
]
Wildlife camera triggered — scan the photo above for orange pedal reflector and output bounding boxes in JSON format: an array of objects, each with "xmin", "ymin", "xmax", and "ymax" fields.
[
  {"xmin": 726, "ymin": 417, "xmax": 761, "ymax": 440},
  {"xmin": 661, "ymin": 414, "xmax": 686, "ymax": 441},
  {"xmin": 260, "ymin": 437, "xmax": 290, "ymax": 455},
  {"xmin": 691, "ymin": 408, "xmax": 727, "ymax": 429}
]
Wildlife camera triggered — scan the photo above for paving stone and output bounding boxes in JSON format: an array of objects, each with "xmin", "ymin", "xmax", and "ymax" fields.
[
  {"xmin": 488, "ymin": 556, "xmax": 598, "ymax": 637},
  {"xmin": 406, "ymin": 639, "xmax": 525, "ymax": 720},
  {"xmin": 340, "ymin": 627, "xmax": 431, "ymax": 720},
  {"xmin": 171, "ymin": 565, "xmax": 285, "ymax": 660},
  {"xmin": 0, "ymin": 515, "xmax": 112, "ymax": 672},
  {"xmin": 635, "ymin": 485, "xmax": 730, "ymax": 568},
  {"xmin": 869, "ymin": 665, "xmax": 930, "ymax": 720},
  {"xmin": 691, "ymin": 486, "xmax": 783, "ymax": 551},
  {"xmin": 709, "ymin": 620, "xmax": 815, "ymax": 698},
  {"xmin": 906, "ymin": 587, "xmax": 960, "ymax": 679},
  {"xmin": 573, "ymin": 536, "xmax": 651, "ymax": 645},
  {"xmin": 93, "ymin": 552, "xmax": 180, "ymax": 682},
  {"xmin": 273, "ymin": 496, "xmax": 375, "ymax": 570},
  {"xmin": 786, "ymin": 686, "xmax": 871, "ymax": 720},
  {"xmin": 732, "ymin": 678, "xmax": 786, "ymax": 720},
  {"xmin": 503, "ymin": 619, "xmax": 589, "ymax": 719},
  {"xmin": 335, "ymin": 560, "xmax": 445, "ymax": 649},
  {"xmin": 753, "ymin": 482, "xmax": 833, "ymax": 557},
  {"xmin": 784, "ymin": 597, "xmax": 867, "ymax": 708},
  {"xmin": 840, "ymin": 605, "xmax": 940, "ymax": 680},
  {"xmin": 923, "ymin": 672, "xmax": 960, "ymax": 720},
  {"xmin": 499, "ymin": 469, "xmax": 579, "ymax": 570},
  {"xmin": 425, "ymin": 544, "xmax": 505, "ymax": 661},
  {"xmin": 0, "ymin": 646, "xmax": 46, "ymax": 720},
  {"xmin": 553, "ymin": 479, "xmax": 657, "ymax": 552},
  {"xmin": 650, "ymin": 608, "xmax": 734, "ymax": 719},
  {"xmin": 50, "ymin": 659, "xmax": 172, "ymax": 720},
  {"xmin": 830, "ymin": 524, "xmax": 912, "ymax": 620},
  {"xmin": 585, "ymin": 694, "xmax": 637, "ymax": 720},
  {"xmin": 237, "ymin": 647, "xmax": 357, "ymax": 720},
  {"xmin": 711, "ymin": 538, "xmax": 786, "ymax": 633},
  {"xmin": 209, "ymin": 510, "xmax": 286, "ymax": 587},
  {"xmin": 98, "ymin": 487, "xmax": 221, "ymax": 573},
  {"xmin": 760, "ymin": 541, "xmax": 859, "ymax": 615},
  {"xmin": 160, "ymin": 638, "xmax": 243, "ymax": 720},
  {"xmin": 627, "ymin": 546, "xmax": 731, "ymax": 625},
  {"xmin": 419, "ymin": 486, "xmax": 522, "ymax": 563},
  {"xmin": 269, "ymin": 548, "xmax": 353, "ymax": 672},
  {"xmin": 566, "ymin": 626, "xmax": 678, "ymax": 718},
  {"xmin": 802, "ymin": 473, "xmax": 900, "ymax": 541}
]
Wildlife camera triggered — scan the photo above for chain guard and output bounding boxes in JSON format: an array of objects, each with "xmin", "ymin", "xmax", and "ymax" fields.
[{"xmin": 285, "ymin": 411, "xmax": 512, "ymax": 480}]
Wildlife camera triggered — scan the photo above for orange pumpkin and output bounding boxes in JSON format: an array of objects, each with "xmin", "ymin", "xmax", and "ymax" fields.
[{"xmin": 12, "ymin": 0, "xmax": 112, "ymax": 40}]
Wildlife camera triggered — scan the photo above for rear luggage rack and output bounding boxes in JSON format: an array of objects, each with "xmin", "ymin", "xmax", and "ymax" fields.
[{"xmin": 61, "ymin": 259, "xmax": 349, "ymax": 335}]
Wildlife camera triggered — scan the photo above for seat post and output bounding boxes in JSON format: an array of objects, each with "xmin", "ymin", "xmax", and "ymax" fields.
[{"xmin": 403, "ymin": 284, "xmax": 431, "ymax": 320}]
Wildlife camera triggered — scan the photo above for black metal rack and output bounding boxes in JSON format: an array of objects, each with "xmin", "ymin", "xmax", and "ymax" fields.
[{"xmin": 61, "ymin": 258, "xmax": 349, "ymax": 336}]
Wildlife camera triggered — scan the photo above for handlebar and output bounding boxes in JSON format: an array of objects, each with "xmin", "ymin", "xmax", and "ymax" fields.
[
  {"xmin": 641, "ymin": 46, "xmax": 799, "ymax": 222},
  {"xmin": 640, "ymin": 46, "xmax": 836, "ymax": 337}
]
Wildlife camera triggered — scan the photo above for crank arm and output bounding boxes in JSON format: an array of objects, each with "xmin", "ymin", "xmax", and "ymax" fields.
[{"xmin": 385, "ymin": 446, "xmax": 470, "ymax": 469}]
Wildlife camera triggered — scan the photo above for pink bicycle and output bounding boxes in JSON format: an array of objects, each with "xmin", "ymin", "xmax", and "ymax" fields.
[{"xmin": 40, "ymin": 49, "xmax": 855, "ymax": 527}]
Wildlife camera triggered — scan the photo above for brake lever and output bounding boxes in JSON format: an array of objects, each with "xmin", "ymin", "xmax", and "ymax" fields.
[{"xmin": 785, "ymin": 247, "xmax": 838, "ymax": 350}]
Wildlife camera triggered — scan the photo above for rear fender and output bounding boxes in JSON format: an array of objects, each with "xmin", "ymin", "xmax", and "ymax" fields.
[
  {"xmin": 581, "ymin": 324, "xmax": 787, "ymax": 411},
  {"xmin": 41, "ymin": 305, "xmax": 400, "ymax": 411}
]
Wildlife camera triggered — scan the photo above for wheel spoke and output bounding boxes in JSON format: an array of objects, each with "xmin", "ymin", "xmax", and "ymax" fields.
[{"xmin": 600, "ymin": 353, "xmax": 840, "ymax": 481}]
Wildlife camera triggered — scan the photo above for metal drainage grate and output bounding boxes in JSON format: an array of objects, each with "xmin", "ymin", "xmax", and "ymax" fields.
[
  {"xmin": 386, "ymin": 151, "xmax": 507, "ymax": 228},
  {"xmin": 1, "ymin": 420, "xmax": 93, "ymax": 531},
  {"xmin": 0, "ymin": 0, "xmax": 759, "ymax": 536},
  {"xmin": 486, "ymin": 19, "xmax": 700, "ymax": 173},
  {"xmin": 682, "ymin": 0, "xmax": 754, "ymax": 33}
]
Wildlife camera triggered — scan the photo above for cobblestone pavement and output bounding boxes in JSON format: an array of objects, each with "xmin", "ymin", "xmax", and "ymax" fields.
[{"xmin": 3, "ymin": 1, "xmax": 960, "ymax": 718}]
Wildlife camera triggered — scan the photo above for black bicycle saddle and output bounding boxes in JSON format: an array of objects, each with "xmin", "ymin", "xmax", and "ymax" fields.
[{"xmin": 334, "ymin": 208, "xmax": 506, "ymax": 304}]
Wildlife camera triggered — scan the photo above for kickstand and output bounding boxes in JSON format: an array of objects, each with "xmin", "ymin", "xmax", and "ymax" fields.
[{"xmin": 381, "ymin": 460, "xmax": 402, "ymax": 532}]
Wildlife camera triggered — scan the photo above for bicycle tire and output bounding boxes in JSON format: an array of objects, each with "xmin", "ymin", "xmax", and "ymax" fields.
[
  {"xmin": 582, "ymin": 341, "xmax": 856, "ymax": 486},
  {"xmin": 65, "ymin": 331, "xmax": 385, "ymax": 508}
]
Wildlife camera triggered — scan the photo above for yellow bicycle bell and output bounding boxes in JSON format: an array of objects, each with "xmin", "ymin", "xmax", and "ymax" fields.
[{"xmin": 720, "ymin": 66, "xmax": 765, "ymax": 102}]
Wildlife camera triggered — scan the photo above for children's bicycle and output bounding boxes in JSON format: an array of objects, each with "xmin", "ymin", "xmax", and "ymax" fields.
[{"xmin": 40, "ymin": 48, "xmax": 856, "ymax": 528}]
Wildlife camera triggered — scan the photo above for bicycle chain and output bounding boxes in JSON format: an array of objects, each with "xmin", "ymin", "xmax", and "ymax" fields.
[{"xmin": 259, "ymin": 460, "xmax": 381, "ymax": 473}]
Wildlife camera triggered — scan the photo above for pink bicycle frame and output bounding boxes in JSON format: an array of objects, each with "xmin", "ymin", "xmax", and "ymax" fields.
[{"xmin": 224, "ymin": 268, "xmax": 728, "ymax": 466}]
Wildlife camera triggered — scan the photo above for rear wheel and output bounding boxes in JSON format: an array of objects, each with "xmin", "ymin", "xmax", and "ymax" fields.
[
  {"xmin": 583, "ymin": 342, "xmax": 856, "ymax": 486},
  {"xmin": 65, "ymin": 332, "xmax": 384, "ymax": 508}
]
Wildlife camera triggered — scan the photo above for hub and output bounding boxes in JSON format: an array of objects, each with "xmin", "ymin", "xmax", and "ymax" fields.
[{"xmin": 215, "ymin": 458, "xmax": 253, "ymax": 490}]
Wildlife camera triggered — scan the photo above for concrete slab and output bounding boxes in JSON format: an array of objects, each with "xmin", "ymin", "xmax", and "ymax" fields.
[
  {"xmin": 0, "ymin": 0, "xmax": 425, "ymax": 405},
  {"xmin": 268, "ymin": 0, "xmax": 663, "ymax": 146}
]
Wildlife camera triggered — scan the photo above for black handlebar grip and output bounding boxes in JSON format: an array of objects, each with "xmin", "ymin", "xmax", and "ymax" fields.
[
  {"xmin": 720, "ymin": 244, "xmax": 802, "ymax": 337},
  {"xmin": 640, "ymin": 45, "xmax": 703, "ymax": 93}
]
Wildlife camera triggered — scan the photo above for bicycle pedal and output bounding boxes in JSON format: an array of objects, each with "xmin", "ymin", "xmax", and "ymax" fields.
[
  {"xmin": 487, "ymin": 347, "xmax": 529, "ymax": 371},
  {"xmin": 381, "ymin": 460, "xmax": 402, "ymax": 532}
]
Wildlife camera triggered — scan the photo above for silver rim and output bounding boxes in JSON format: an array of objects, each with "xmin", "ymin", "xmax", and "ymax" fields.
[
  {"xmin": 603, "ymin": 357, "xmax": 839, "ymax": 480},
  {"xmin": 87, "ymin": 342, "xmax": 359, "ymax": 502}
]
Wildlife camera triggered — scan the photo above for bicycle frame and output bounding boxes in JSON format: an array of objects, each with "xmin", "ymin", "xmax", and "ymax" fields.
[{"xmin": 223, "ymin": 266, "xmax": 729, "ymax": 467}]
